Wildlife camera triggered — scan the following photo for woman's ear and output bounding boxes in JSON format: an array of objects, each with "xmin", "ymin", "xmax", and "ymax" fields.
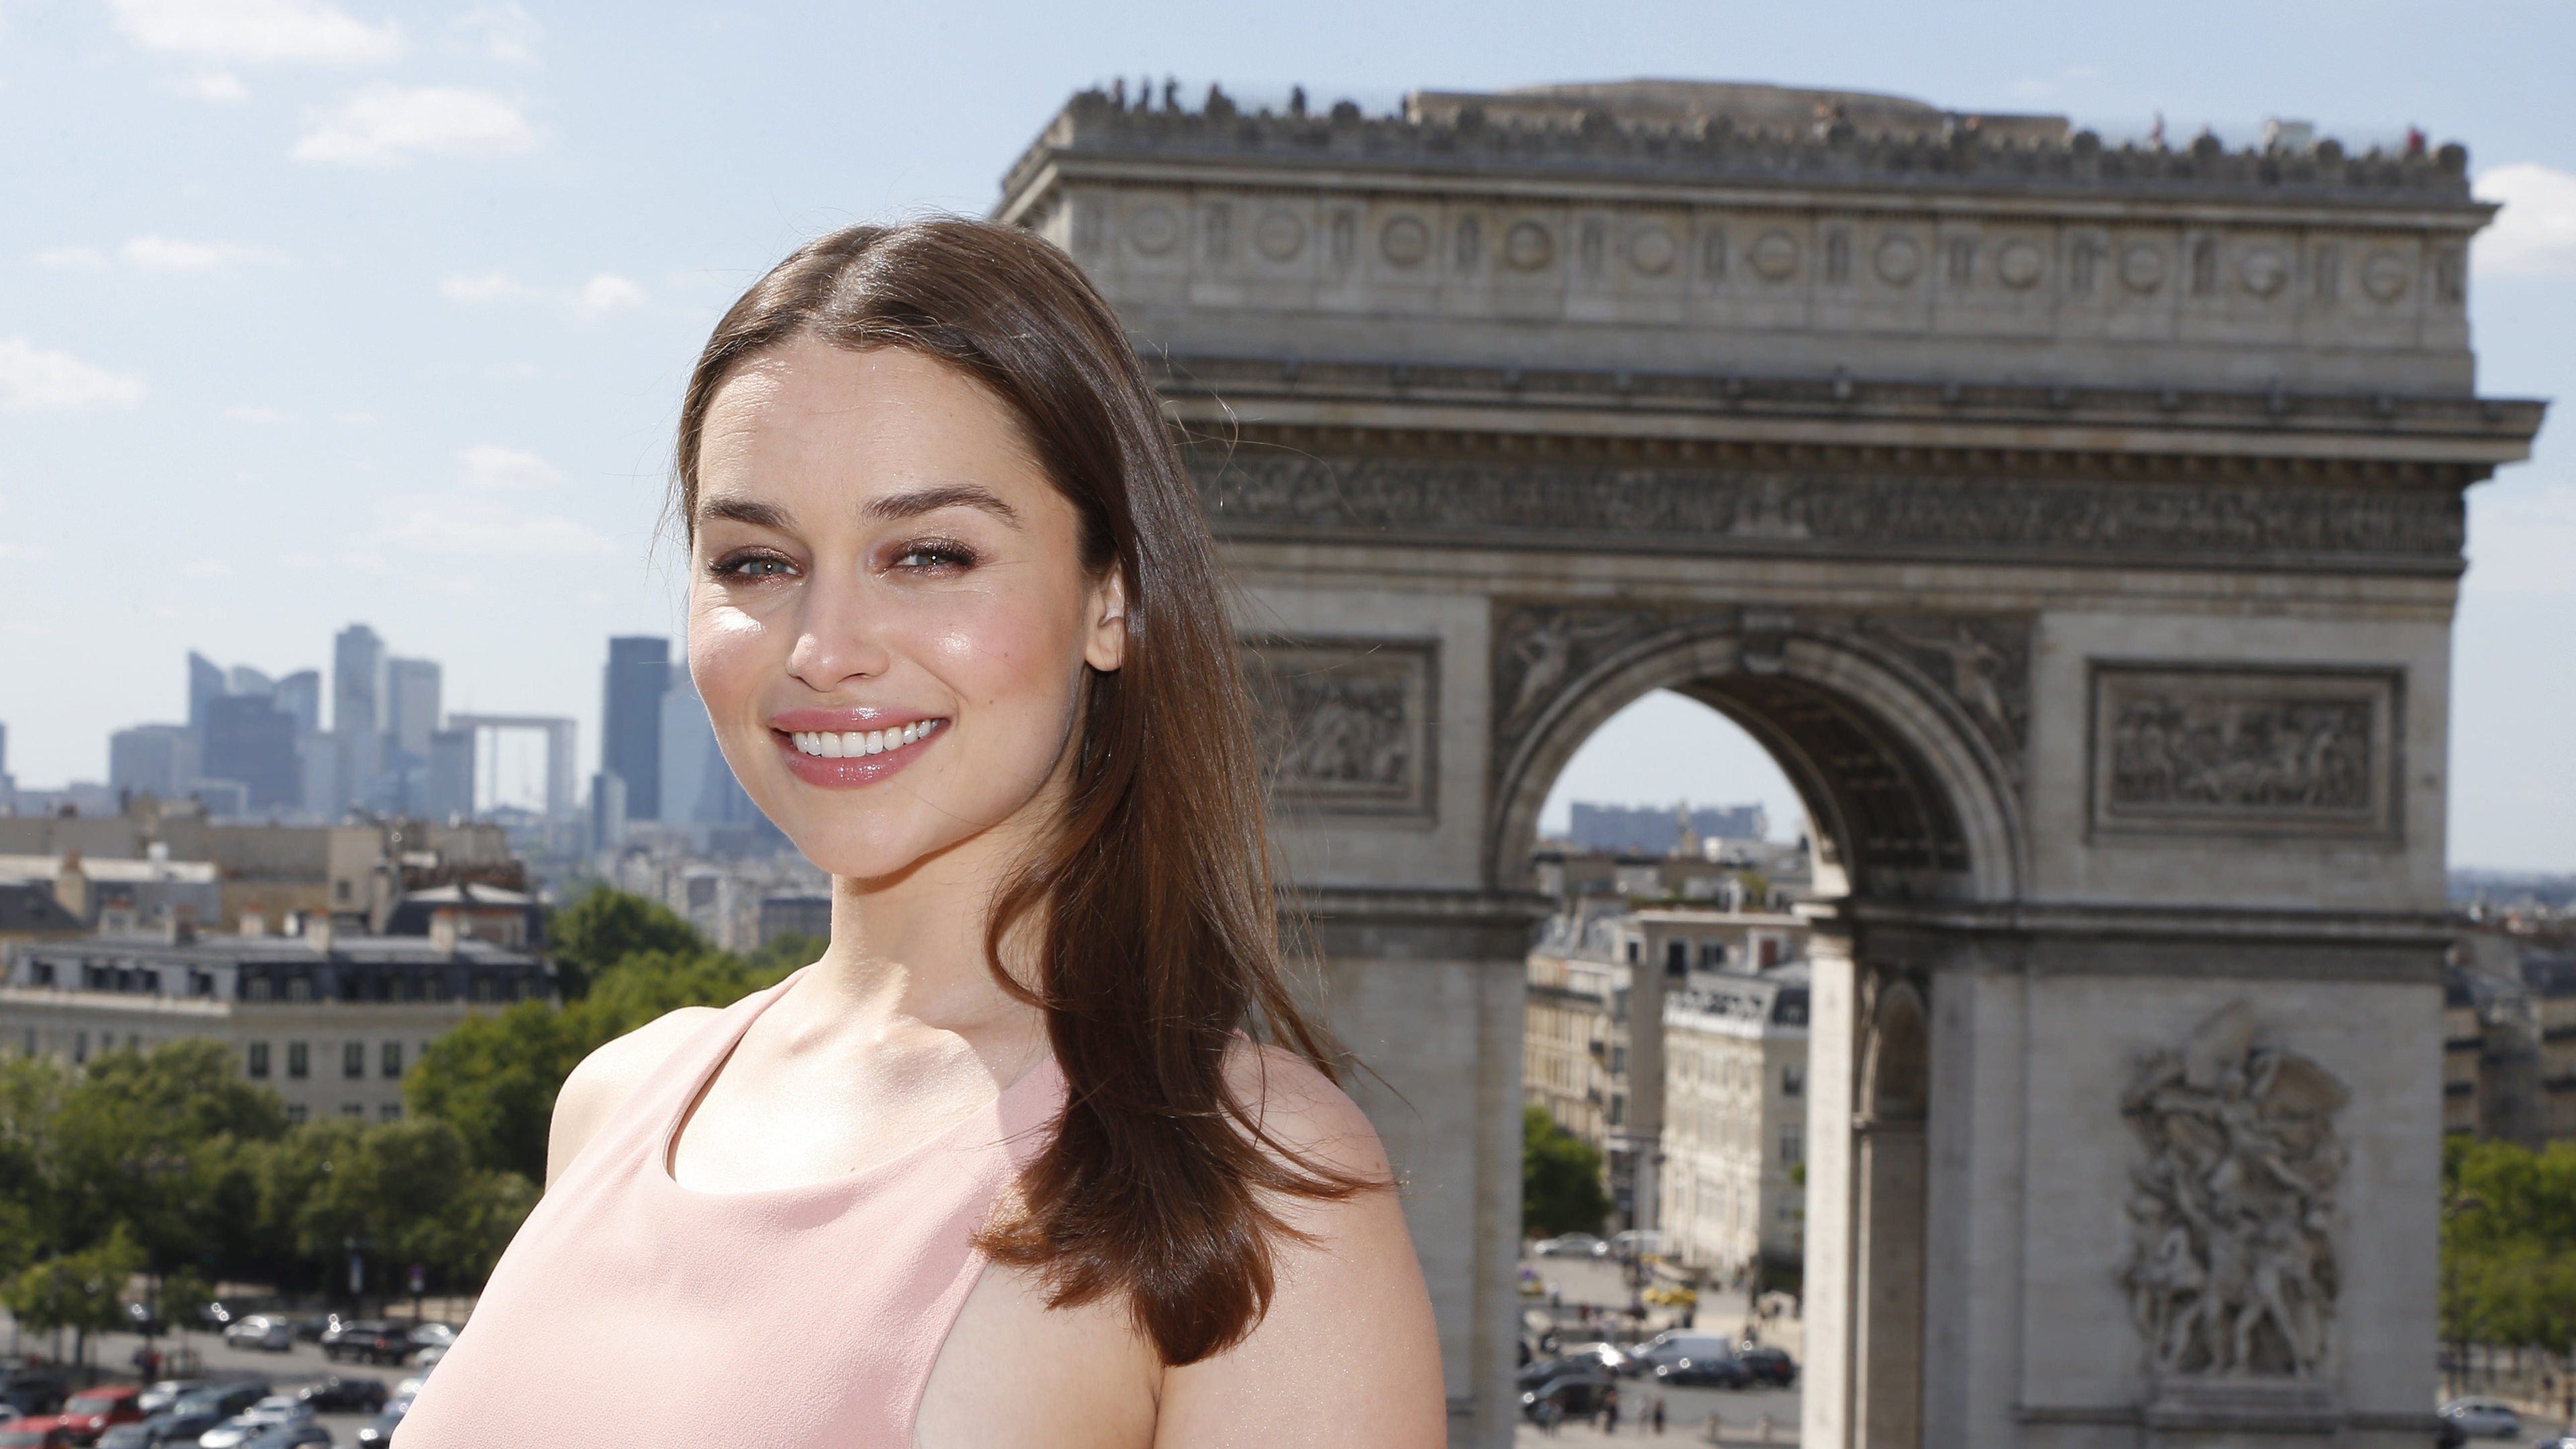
[{"xmin": 1083, "ymin": 569, "xmax": 1128, "ymax": 673}]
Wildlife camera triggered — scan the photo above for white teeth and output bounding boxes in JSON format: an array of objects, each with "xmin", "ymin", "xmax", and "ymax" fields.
[{"xmin": 790, "ymin": 720, "xmax": 943, "ymax": 757}]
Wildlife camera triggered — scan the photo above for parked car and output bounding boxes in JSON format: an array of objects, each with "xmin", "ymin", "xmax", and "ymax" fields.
[
  {"xmin": 1518, "ymin": 1371, "xmax": 1615, "ymax": 1421},
  {"xmin": 119, "ymin": 1301, "xmax": 166, "ymax": 1338},
  {"xmin": 352, "ymin": 1398, "xmax": 409, "ymax": 1449},
  {"xmin": 1609, "ymin": 1229, "xmax": 1662, "ymax": 1258},
  {"xmin": 193, "ymin": 1398, "xmax": 312, "ymax": 1449},
  {"xmin": 288, "ymin": 1316, "xmax": 339, "ymax": 1344},
  {"xmin": 1552, "ymin": 1341, "xmax": 1644, "ymax": 1378},
  {"xmin": 91, "ymin": 1429, "xmax": 150, "ymax": 1449},
  {"xmin": 56, "ymin": 1384, "xmax": 145, "ymax": 1442},
  {"xmin": 1735, "ymin": 1344, "xmax": 1798, "ymax": 1386},
  {"xmin": 0, "ymin": 1418, "xmax": 73, "ymax": 1449},
  {"xmin": 1656, "ymin": 1354, "xmax": 1751, "ymax": 1388},
  {"xmin": 404, "ymin": 1323, "xmax": 456, "ymax": 1351},
  {"xmin": 2436, "ymin": 1397, "xmax": 2521, "ymax": 1439},
  {"xmin": 322, "ymin": 1321, "xmax": 415, "ymax": 1364},
  {"xmin": 236, "ymin": 1426, "xmax": 331, "ymax": 1449},
  {"xmin": 0, "ymin": 1374, "xmax": 67, "ymax": 1417},
  {"xmin": 129, "ymin": 1383, "xmax": 201, "ymax": 1419},
  {"xmin": 296, "ymin": 1376, "xmax": 387, "ymax": 1413},
  {"xmin": 1634, "ymin": 1330, "xmax": 1735, "ymax": 1371},
  {"xmin": 134, "ymin": 1407, "xmax": 227, "ymax": 1447},
  {"xmin": 167, "ymin": 1383, "xmax": 269, "ymax": 1422},
  {"xmin": 1531, "ymin": 1233, "xmax": 1608, "ymax": 1259},
  {"xmin": 221, "ymin": 1316, "xmax": 294, "ymax": 1352}
]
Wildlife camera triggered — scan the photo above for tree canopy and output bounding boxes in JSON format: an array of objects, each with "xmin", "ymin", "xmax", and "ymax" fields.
[{"xmin": 1523, "ymin": 1106, "xmax": 1613, "ymax": 1239}]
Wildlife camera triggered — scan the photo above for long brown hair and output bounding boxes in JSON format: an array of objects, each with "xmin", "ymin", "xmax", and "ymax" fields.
[{"xmin": 674, "ymin": 219, "xmax": 1375, "ymax": 1365}]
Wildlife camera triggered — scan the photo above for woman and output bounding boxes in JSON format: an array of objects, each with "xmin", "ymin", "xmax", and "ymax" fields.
[{"xmin": 397, "ymin": 220, "xmax": 1447, "ymax": 1446}]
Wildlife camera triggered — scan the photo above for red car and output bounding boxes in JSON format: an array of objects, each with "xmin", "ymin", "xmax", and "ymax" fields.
[
  {"xmin": 0, "ymin": 1417, "xmax": 76, "ymax": 1449},
  {"xmin": 56, "ymin": 1385, "xmax": 142, "ymax": 1444}
]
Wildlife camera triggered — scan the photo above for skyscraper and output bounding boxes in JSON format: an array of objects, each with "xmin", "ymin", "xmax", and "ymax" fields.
[
  {"xmin": 110, "ymin": 724, "xmax": 195, "ymax": 802},
  {"xmin": 384, "ymin": 657, "xmax": 442, "ymax": 759},
  {"xmin": 601, "ymin": 637, "xmax": 669, "ymax": 822},
  {"xmin": 332, "ymin": 625, "xmax": 385, "ymax": 812},
  {"xmin": 201, "ymin": 694, "xmax": 301, "ymax": 808},
  {"xmin": 427, "ymin": 728, "xmax": 476, "ymax": 820},
  {"xmin": 227, "ymin": 665, "xmax": 274, "ymax": 698},
  {"xmin": 273, "ymin": 671, "xmax": 322, "ymax": 741},
  {"xmin": 661, "ymin": 657, "xmax": 759, "ymax": 828},
  {"xmin": 186, "ymin": 652, "xmax": 225, "ymax": 743}
]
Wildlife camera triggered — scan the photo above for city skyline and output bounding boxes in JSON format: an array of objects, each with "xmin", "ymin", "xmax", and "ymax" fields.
[{"xmin": 1, "ymin": 3, "xmax": 2570, "ymax": 867}]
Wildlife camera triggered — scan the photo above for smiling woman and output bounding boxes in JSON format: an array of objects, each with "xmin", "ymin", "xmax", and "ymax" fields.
[{"xmin": 394, "ymin": 220, "xmax": 1447, "ymax": 1448}]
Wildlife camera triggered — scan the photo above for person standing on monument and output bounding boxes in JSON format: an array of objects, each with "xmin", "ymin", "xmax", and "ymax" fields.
[{"xmin": 396, "ymin": 219, "xmax": 1447, "ymax": 1446}]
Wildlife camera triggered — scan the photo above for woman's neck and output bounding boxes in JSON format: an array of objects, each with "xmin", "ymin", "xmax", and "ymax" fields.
[{"xmin": 809, "ymin": 822, "xmax": 1047, "ymax": 1045}]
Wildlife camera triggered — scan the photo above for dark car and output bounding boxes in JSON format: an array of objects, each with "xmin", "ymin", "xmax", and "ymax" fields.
[
  {"xmin": 321, "ymin": 1320, "xmax": 413, "ymax": 1364},
  {"xmin": 0, "ymin": 1373, "xmax": 68, "ymax": 1417},
  {"xmin": 1656, "ymin": 1354, "xmax": 1751, "ymax": 1389},
  {"xmin": 93, "ymin": 1429, "xmax": 152, "ymax": 1449},
  {"xmin": 167, "ymin": 1383, "xmax": 270, "ymax": 1424},
  {"xmin": 1518, "ymin": 1371, "xmax": 1615, "ymax": 1421},
  {"xmin": 297, "ymin": 1377, "xmax": 386, "ymax": 1413},
  {"xmin": 288, "ymin": 1316, "xmax": 339, "ymax": 1344},
  {"xmin": 120, "ymin": 1301, "xmax": 166, "ymax": 1338},
  {"xmin": 237, "ymin": 1426, "xmax": 330, "ymax": 1449},
  {"xmin": 1735, "ymin": 1345, "xmax": 1797, "ymax": 1387},
  {"xmin": 0, "ymin": 1417, "xmax": 74, "ymax": 1449},
  {"xmin": 134, "ymin": 1408, "xmax": 227, "ymax": 1447},
  {"xmin": 352, "ymin": 1399, "xmax": 409, "ymax": 1449}
]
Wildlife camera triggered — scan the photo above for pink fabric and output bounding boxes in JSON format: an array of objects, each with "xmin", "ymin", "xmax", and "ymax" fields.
[{"xmin": 398, "ymin": 967, "xmax": 1064, "ymax": 1446}]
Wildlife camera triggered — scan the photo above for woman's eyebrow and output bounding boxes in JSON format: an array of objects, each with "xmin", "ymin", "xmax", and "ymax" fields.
[
  {"xmin": 697, "ymin": 495, "xmax": 797, "ymax": 531},
  {"xmin": 860, "ymin": 483, "xmax": 1022, "ymax": 527}
]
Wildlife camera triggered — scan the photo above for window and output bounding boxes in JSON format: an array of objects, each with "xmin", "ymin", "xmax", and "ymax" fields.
[
  {"xmin": 1625, "ymin": 940, "xmax": 1640, "ymax": 965},
  {"xmin": 245, "ymin": 974, "xmax": 272, "ymax": 1002},
  {"xmin": 342, "ymin": 1042, "xmax": 364, "ymax": 1078},
  {"xmin": 341, "ymin": 1103, "xmax": 364, "ymax": 1119},
  {"xmin": 74, "ymin": 1030, "xmax": 88, "ymax": 1064},
  {"xmin": 1665, "ymin": 941, "xmax": 1687, "ymax": 978},
  {"xmin": 286, "ymin": 1104, "xmax": 308, "ymax": 1124},
  {"xmin": 287, "ymin": 1042, "xmax": 309, "ymax": 1079},
  {"xmin": 1782, "ymin": 1065, "xmax": 1804, "ymax": 1098},
  {"xmin": 1780, "ymin": 1128, "xmax": 1803, "ymax": 1166},
  {"xmin": 286, "ymin": 975, "xmax": 311, "ymax": 1003},
  {"xmin": 381, "ymin": 1041, "xmax": 404, "ymax": 1079},
  {"xmin": 247, "ymin": 1042, "xmax": 270, "ymax": 1079},
  {"xmin": 335, "ymin": 880, "xmax": 352, "ymax": 903},
  {"xmin": 379, "ymin": 1102, "xmax": 402, "ymax": 1122}
]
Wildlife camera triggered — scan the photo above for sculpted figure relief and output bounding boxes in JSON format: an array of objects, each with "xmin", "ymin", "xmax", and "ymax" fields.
[
  {"xmin": 2120, "ymin": 1004, "xmax": 2347, "ymax": 1379},
  {"xmin": 2109, "ymin": 696, "xmax": 2373, "ymax": 812}
]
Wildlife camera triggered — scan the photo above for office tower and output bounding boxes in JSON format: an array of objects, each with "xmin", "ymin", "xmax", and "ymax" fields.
[
  {"xmin": 383, "ymin": 658, "xmax": 442, "ymax": 759},
  {"xmin": 590, "ymin": 770, "xmax": 627, "ymax": 853},
  {"xmin": 601, "ymin": 637, "xmax": 669, "ymax": 821},
  {"xmin": 0, "ymin": 719, "xmax": 10, "ymax": 794},
  {"xmin": 298, "ymin": 735, "xmax": 335, "ymax": 817},
  {"xmin": 273, "ymin": 671, "xmax": 322, "ymax": 741},
  {"xmin": 333, "ymin": 625, "xmax": 384, "ymax": 737},
  {"xmin": 109, "ymin": 724, "xmax": 196, "ymax": 802},
  {"xmin": 427, "ymin": 729, "xmax": 476, "ymax": 820},
  {"xmin": 332, "ymin": 625, "xmax": 385, "ymax": 811},
  {"xmin": 227, "ymin": 665, "xmax": 274, "ymax": 698},
  {"xmin": 201, "ymin": 694, "xmax": 300, "ymax": 808},
  {"xmin": 661, "ymin": 659, "xmax": 759, "ymax": 827},
  {"xmin": 186, "ymin": 653, "xmax": 225, "ymax": 741}
]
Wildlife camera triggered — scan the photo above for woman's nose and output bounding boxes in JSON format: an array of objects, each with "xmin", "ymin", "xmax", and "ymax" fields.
[{"xmin": 786, "ymin": 571, "xmax": 894, "ymax": 690}]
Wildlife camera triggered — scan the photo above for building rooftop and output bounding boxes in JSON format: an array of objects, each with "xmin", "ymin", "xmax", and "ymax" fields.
[
  {"xmin": 0, "ymin": 883, "xmax": 83, "ymax": 935},
  {"xmin": 23, "ymin": 929, "xmax": 539, "ymax": 967},
  {"xmin": 0, "ymin": 853, "xmax": 218, "ymax": 885}
]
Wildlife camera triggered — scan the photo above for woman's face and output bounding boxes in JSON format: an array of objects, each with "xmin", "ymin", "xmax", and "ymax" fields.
[{"xmin": 686, "ymin": 339, "xmax": 1124, "ymax": 882}]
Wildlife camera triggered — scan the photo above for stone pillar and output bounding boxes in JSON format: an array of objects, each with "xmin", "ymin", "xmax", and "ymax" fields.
[
  {"xmin": 1304, "ymin": 888, "xmax": 1548, "ymax": 1449},
  {"xmin": 1801, "ymin": 922, "xmax": 1861, "ymax": 1449},
  {"xmin": 1851, "ymin": 981, "xmax": 1928, "ymax": 1449}
]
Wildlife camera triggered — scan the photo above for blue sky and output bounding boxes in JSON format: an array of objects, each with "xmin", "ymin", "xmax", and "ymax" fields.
[{"xmin": 1, "ymin": 0, "xmax": 2569, "ymax": 867}]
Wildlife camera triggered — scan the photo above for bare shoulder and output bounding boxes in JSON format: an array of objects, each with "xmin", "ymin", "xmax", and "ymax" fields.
[
  {"xmin": 545, "ymin": 1006, "xmax": 723, "ymax": 1189},
  {"xmin": 1150, "ymin": 1041, "xmax": 1445, "ymax": 1447},
  {"xmin": 1220, "ymin": 1040, "xmax": 1393, "ymax": 1185}
]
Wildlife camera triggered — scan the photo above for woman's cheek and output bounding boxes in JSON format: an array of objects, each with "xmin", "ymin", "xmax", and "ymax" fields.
[{"xmin": 689, "ymin": 601, "xmax": 773, "ymax": 718}]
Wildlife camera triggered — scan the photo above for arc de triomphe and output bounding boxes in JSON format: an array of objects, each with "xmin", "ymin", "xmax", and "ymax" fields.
[{"xmin": 994, "ymin": 80, "xmax": 2542, "ymax": 1448}]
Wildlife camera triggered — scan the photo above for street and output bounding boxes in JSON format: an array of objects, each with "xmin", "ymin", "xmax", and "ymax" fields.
[
  {"xmin": 3, "ymin": 1311, "xmax": 419, "ymax": 1444},
  {"xmin": 1515, "ymin": 1255, "xmax": 1801, "ymax": 1446}
]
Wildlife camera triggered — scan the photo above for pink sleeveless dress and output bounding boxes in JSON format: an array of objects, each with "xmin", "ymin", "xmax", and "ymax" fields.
[{"xmin": 396, "ymin": 967, "xmax": 1065, "ymax": 1446}]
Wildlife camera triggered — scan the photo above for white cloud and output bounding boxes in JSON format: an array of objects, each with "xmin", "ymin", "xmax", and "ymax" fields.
[
  {"xmin": 0, "ymin": 338, "xmax": 145, "ymax": 413},
  {"xmin": 293, "ymin": 86, "xmax": 533, "ymax": 164},
  {"xmin": 34, "ymin": 246, "xmax": 107, "ymax": 268},
  {"xmin": 438, "ymin": 270, "xmax": 523, "ymax": 302},
  {"xmin": 459, "ymin": 444, "xmax": 561, "ymax": 490},
  {"xmin": 108, "ymin": 0, "xmax": 400, "ymax": 64},
  {"xmin": 575, "ymin": 273, "xmax": 645, "ymax": 317},
  {"xmin": 455, "ymin": 3, "xmax": 537, "ymax": 65},
  {"xmin": 183, "ymin": 72, "xmax": 251, "ymax": 102},
  {"xmin": 123, "ymin": 235, "xmax": 227, "ymax": 270},
  {"xmin": 382, "ymin": 495, "xmax": 611, "ymax": 555},
  {"xmin": 2476, "ymin": 164, "xmax": 2576, "ymax": 275}
]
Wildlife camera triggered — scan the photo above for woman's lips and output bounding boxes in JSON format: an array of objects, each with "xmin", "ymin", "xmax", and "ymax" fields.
[{"xmin": 773, "ymin": 717, "xmax": 947, "ymax": 789}]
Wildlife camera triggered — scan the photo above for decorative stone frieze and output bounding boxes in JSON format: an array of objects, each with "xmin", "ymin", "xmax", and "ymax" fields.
[
  {"xmin": 2088, "ymin": 665, "xmax": 2402, "ymax": 840},
  {"xmin": 1242, "ymin": 637, "xmax": 1440, "ymax": 822}
]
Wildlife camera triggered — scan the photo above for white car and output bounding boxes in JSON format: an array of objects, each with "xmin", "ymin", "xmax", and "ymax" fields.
[
  {"xmin": 1532, "ymin": 1233, "xmax": 1609, "ymax": 1258},
  {"xmin": 221, "ymin": 1315, "xmax": 294, "ymax": 1351},
  {"xmin": 197, "ymin": 1396, "xmax": 316, "ymax": 1449},
  {"xmin": 2437, "ymin": 1396, "xmax": 2521, "ymax": 1439}
]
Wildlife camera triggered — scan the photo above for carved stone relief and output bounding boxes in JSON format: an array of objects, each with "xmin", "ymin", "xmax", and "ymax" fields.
[
  {"xmin": 1860, "ymin": 615, "xmax": 2033, "ymax": 765},
  {"xmin": 2090, "ymin": 665, "xmax": 2399, "ymax": 839},
  {"xmin": 1242, "ymin": 637, "xmax": 1438, "ymax": 821},
  {"xmin": 1190, "ymin": 453, "xmax": 2465, "ymax": 568},
  {"xmin": 2121, "ymin": 1003, "xmax": 2346, "ymax": 1379}
]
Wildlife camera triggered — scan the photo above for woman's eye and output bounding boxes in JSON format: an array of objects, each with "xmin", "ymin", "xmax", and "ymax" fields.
[
  {"xmin": 892, "ymin": 543, "xmax": 977, "ymax": 571},
  {"xmin": 712, "ymin": 553, "xmax": 796, "ymax": 581}
]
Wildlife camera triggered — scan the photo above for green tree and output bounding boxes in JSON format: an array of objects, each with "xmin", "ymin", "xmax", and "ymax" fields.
[
  {"xmin": 1522, "ymin": 1106, "xmax": 1612, "ymax": 1239},
  {"xmin": 545, "ymin": 889, "xmax": 705, "ymax": 1000},
  {"xmin": 3, "ymin": 1224, "xmax": 144, "ymax": 1365},
  {"xmin": 251, "ymin": 1117, "xmax": 538, "ymax": 1302},
  {"xmin": 48, "ymin": 1042, "xmax": 285, "ymax": 1274}
]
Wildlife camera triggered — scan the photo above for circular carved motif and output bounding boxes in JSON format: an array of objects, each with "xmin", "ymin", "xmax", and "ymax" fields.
[
  {"xmin": 2362, "ymin": 252, "xmax": 2411, "ymax": 303},
  {"xmin": 1127, "ymin": 205, "xmax": 1179, "ymax": 257},
  {"xmin": 1874, "ymin": 234, "xmax": 1923, "ymax": 286},
  {"xmin": 1503, "ymin": 221, "xmax": 1554, "ymax": 272},
  {"xmin": 1627, "ymin": 225, "xmax": 1677, "ymax": 276},
  {"xmin": 2240, "ymin": 248, "xmax": 2289, "ymax": 298},
  {"xmin": 2120, "ymin": 243, "xmax": 2167, "ymax": 294},
  {"xmin": 1996, "ymin": 240, "xmax": 2044, "ymax": 290},
  {"xmin": 1255, "ymin": 211, "xmax": 1307, "ymax": 262},
  {"xmin": 1750, "ymin": 229, "xmax": 1801, "ymax": 281},
  {"xmin": 1379, "ymin": 215, "xmax": 1431, "ymax": 268}
]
